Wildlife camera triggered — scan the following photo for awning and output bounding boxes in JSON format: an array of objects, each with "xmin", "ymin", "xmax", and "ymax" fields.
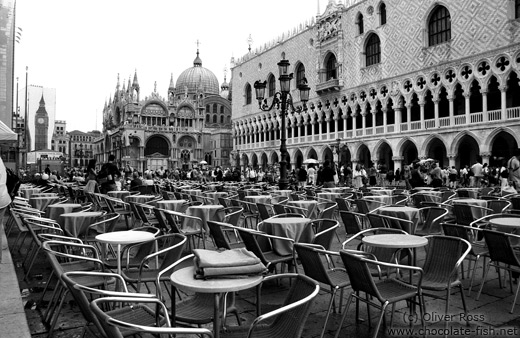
[{"xmin": 0, "ymin": 120, "xmax": 17, "ymax": 141}]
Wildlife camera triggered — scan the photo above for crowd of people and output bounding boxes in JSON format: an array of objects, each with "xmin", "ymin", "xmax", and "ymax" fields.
[{"xmin": 16, "ymin": 148, "xmax": 520, "ymax": 195}]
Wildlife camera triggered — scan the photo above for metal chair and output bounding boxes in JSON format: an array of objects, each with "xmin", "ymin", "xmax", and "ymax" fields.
[
  {"xmin": 207, "ymin": 220, "xmax": 245, "ymax": 250},
  {"xmin": 310, "ymin": 218, "xmax": 340, "ymax": 250},
  {"xmin": 162, "ymin": 209, "xmax": 206, "ymax": 250},
  {"xmin": 294, "ymin": 244, "xmax": 349, "ymax": 338},
  {"xmin": 339, "ymin": 210, "xmax": 366, "ymax": 244},
  {"xmin": 414, "ymin": 206, "xmax": 449, "ymax": 236},
  {"xmin": 476, "ymin": 229, "xmax": 520, "ymax": 313},
  {"xmin": 334, "ymin": 250, "xmax": 424, "ymax": 338},
  {"xmin": 223, "ymin": 273, "xmax": 320, "ymax": 338},
  {"xmin": 413, "ymin": 235, "xmax": 471, "ymax": 330}
]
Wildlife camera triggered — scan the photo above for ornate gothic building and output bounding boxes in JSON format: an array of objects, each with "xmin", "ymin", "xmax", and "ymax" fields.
[
  {"xmin": 231, "ymin": 0, "xmax": 520, "ymax": 172},
  {"xmin": 95, "ymin": 49, "xmax": 233, "ymax": 172}
]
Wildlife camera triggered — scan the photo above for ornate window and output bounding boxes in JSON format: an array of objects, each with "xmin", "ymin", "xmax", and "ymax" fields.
[
  {"xmin": 205, "ymin": 114, "xmax": 210, "ymax": 122},
  {"xmin": 245, "ymin": 83, "xmax": 252, "ymax": 105},
  {"xmin": 296, "ymin": 63, "xmax": 306, "ymax": 86},
  {"xmin": 428, "ymin": 5, "xmax": 451, "ymax": 46},
  {"xmin": 220, "ymin": 115, "xmax": 224, "ymax": 123},
  {"xmin": 213, "ymin": 114, "xmax": 217, "ymax": 123},
  {"xmin": 213, "ymin": 104, "xmax": 218, "ymax": 113},
  {"xmin": 326, "ymin": 54, "xmax": 337, "ymax": 80},
  {"xmin": 220, "ymin": 106, "xmax": 224, "ymax": 114},
  {"xmin": 356, "ymin": 13, "xmax": 364, "ymax": 34},
  {"xmin": 366, "ymin": 34, "xmax": 381, "ymax": 66},
  {"xmin": 268, "ymin": 74, "xmax": 276, "ymax": 97},
  {"xmin": 379, "ymin": 2, "xmax": 387, "ymax": 25}
]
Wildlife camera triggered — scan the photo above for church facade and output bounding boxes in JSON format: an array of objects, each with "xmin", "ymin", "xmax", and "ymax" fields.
[
  {"xmin": 230, "ymin": 0, "xmax": 520, "ymax": 172},
  {"xmin": 94, "ymin": 50, "xmax": 233, "ymax": 172}
]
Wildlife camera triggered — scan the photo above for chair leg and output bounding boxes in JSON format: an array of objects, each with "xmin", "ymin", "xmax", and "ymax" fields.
[
  {"xmin": 510, "ymin": 281, "xmax": 520, "ymax": 314},
  {"xmin": 467, "ymin": 256, "xmax": 480, "ymax": 297},
  {"xmin": 476, "ymin": 261, "xmax": 492, "ymax": 301},
  {"xmin": 373, "ymin": 303, "xmax": 388, "ymax": 338},
  {"xmin": 459, "ymin": 284, "xmax": 469, "ymax": 326},
  {"xmin": 334, "ymin": 294, "xmax": 354, "ymax": 338},
  {"xmin": 321, "ymin": 290, "xmax": 338, "ymax": 338}
]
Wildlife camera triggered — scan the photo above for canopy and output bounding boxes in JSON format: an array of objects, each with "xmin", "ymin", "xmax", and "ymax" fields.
[
  {"xmin": 303, "ymin": 158, "xmax": 319, "ymax": 164},
  {"xmin": 0, "ymin": 120, "xmax": 16, "ymax": 142}
]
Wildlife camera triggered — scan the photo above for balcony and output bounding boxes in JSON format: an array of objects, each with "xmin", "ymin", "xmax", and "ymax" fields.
[{"xmin": 316, "ymin": 67, "xmax": 343, "ymax": 94}]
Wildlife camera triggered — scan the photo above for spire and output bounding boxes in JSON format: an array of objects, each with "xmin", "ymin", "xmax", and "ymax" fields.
[
  {"xmin": 116, "ymin": 73, "xmax": 120, "ymax": 91},
  {"xmin": 39, "ymin": 94, "xmax": 45, "ymax": 107},
  {"xmin": 127, "ymin": 76, "xmax": 131, "ymax": 93},
  {"xmin": 317, "ymin": 0, "xmax": 320, "ymax": 15},
  {"xmin": 132, "ymin": 69, "xmax": 139, "ymax": 88},
  {"xmin": 193, "ymin": 39, "xmax": 202, "ymax": 66},
  {"xmin": 169, "ymin": 73, "xmax": 175, "ymax": 90}
]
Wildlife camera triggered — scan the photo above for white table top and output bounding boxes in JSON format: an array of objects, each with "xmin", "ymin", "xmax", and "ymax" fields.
[
  {"xmin": 170, "ymin": 266, "xmax": 263, "ymax": 293},
  {"xmin": 263, "ymin": 217, "xmax": 311, "ymax": 225},
  {"xmin": 489, "ymin": 217, "xmax": 520, "ymax": 228},
  {"xmin": 96, "ymin": 230, "xmax": 155, "ymax": 245},
  {"xmin": 362, "ymin": 234, "xmax": 428, "ymax": 248}
]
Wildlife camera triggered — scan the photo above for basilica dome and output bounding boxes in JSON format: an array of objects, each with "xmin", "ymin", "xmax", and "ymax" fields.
[{"xmin": 175, "ymin": 51, "xmax": 219, "ymax": 96}]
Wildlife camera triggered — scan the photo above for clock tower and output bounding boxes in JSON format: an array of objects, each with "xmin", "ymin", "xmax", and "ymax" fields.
[{"xmin": 34, "ymin": 94, "xmax": 49, "ymax": 150}]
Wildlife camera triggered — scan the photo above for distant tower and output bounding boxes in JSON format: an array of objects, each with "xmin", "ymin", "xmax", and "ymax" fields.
[{"xmin": 34, "ymin": 94, "xmax": 49, "ymax": 150}]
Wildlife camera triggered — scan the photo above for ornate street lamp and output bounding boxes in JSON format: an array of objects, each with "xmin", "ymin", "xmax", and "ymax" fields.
[{"xmin": 254, "ymin": 59, "xmax": 310, "ymax": 189}]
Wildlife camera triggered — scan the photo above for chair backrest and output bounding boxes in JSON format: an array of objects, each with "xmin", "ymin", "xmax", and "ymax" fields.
[
  {"xmin": 416, "ymin": 207, "xmax": 448, "ymax": 235},
  {"xmin": 42, "ymin": 240, "xmax": 103, "ymax": 277},
  {"xmin": 311, "ymin": 219, "xmax": 339, "ymax": 250},
  {"xmin": 223, "ymin": 206, "xmax": 243, "ymax": 227},
  {"xmin": 366, "ymin": 213, "xmax": 389, "ymax": 228},
  {"xmin": 335, "ymin": 198, "xmax": 350, "ymax": 212},
  {"xmin": 207, "ymin": 220, "xmax": 234, "ymax": 250},
  {"xmin": 482, "ymin": 229, "xmax": 520, "ymax": 267},
  {"xmin": 235, "ymin": 228, "xmax": 271, "ymax": 267},
  {"xmin": 152, "ymin": 207, "xmax": 171, "ymax": 232},
  {"xmin": 339, "ymin": 250, "xmax": 384, "ymax": 301},
  {"xmin": 422, "ymin": 235, "xmax": 470, "ymax": 283},
  {"xmin": 152, "ymin": 233, "xmax": 186, "ymax": 270},
  {"xmin": 318, "ymin": 202, "xmax": 337, "ymax": 219},
  {"xmin": 272, "ymin": 203, "xmax": 288, "ymax": 214},
  {"xmin": 487, "ymin": 200, "xmax": 511, "ymax": 214},
  {"xmin": 441, "ymin": 190, "xmax": 456, "ymax": 202},
  {"xmin": 294, "ymin": 243, "xmax": 334, "ymax": 285},
  {"xmin": 393, "ymin": 194, "xmax": 408, "ymax": 205},
  {"xmin": 249, "ymin": 273, "xmax": 319, "ymax": 338},
  {"xmin": 87, "ymin": 212, "xmax": 121, "ymax": 235},
  {"xmin": 256, "ymin": 203, "xmax": 273, "ymax": 221},
  {"xmin": 452, "ymin": 203, "xmax": 492, "ymax": 225},
  {"xmin": 339, "ymin": 210, "xmax": 364, "ymax": 236}
]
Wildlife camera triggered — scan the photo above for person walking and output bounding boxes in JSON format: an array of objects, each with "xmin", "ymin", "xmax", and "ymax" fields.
[
  {"xmin": 507, "ymin": 148, "xmax": 520, "ymax": 192},
  {"xmin": 98, "ymin": 154, "xmax": 119, "ymax": 194},
  {"xmin": 352, "ymin": 164, "xmax": 366, "ymax": 189},
  {"xmin": 321, "ymin": 160, "xmax": 336, "ymax": 188},
  {"xmin": 0, "ymin": 157, "xmax": 13, "ymax": 262}
]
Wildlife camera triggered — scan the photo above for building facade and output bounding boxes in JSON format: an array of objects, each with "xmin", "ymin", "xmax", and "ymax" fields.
[
  {"xmin": 231, "ymin": 0, "xmax": 520, "ymax": 172},
  {"xmin": 51, "ymin": 120, "xmax": 68, "ymax": 156},
  {"xmin": 94, "ymin": 50, "xmax": 233, "ymax": 172}
]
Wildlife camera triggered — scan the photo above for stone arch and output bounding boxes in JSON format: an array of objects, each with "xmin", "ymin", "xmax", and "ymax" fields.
[
  {"xmin": 451, "ymin": 131, "xmax": 481, "ymax": 168},
  {"xmin": 356, "ymin": 143, "xmax": 372, "ymax": 168},
  {"xmin": 396, "ymin": 137, "xmax": 419, "ymax": 165},
  {"xmin": 144, "ymin": 134, "xmax": 171, "ymax": 157},
  {"xmin": 293, "ymin": 148, "xmax": 304, "ymax": 168},
  {"xmin": 483, "ymin": 126, "xmax": 520, "ymax": 153},
  {"xmin": 423, "ymin": 135, "xmax": 449, "ymax": 168},
  {"xmin": 260, "ymin": 152, "xmax": 268, "ymax": 170},
  {"xmin": 141, "ymin": 99, "xmax": 169, "ymax": 114}
]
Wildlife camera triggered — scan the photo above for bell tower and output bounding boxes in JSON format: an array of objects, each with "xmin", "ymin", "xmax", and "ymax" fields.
[{"xmin": 34, "ymin": 94, "xmax": 49, "ymax": 150}]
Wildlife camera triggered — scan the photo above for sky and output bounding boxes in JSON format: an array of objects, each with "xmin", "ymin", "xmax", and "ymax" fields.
[{"xmin": 13, "ymin": 0, "xmax": 331, "ymax": 132}]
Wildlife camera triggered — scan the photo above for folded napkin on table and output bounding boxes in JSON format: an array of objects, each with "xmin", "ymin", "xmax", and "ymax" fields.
[{"xmin": 193, "ymin": 248, "xmax": 267, "ymax": 279}]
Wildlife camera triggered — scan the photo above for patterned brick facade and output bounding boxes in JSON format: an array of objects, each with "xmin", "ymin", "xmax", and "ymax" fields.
[{"xmin": 231, "ymin": 0, "xmax": 520, "ymax": 171}]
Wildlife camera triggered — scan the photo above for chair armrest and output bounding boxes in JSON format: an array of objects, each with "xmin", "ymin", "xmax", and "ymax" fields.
[{"xmin": 155, "ymin": 254, "xmax": 194, "ymax": 300}]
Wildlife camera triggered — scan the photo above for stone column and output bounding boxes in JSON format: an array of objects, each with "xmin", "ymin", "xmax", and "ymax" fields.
[
  {"xmin": 352, "ymin": 113, "xmax": 357, "ymax": 137},
  {"xmin": 500, "ymin": 85, "xmax": 507, "ymax": 121},
  {"xmin": 394, "ymin": 106, "xmax": 402, "ymax": 132},
  {"xmin": 405, "ymin": 103, "xmax": 412, "ymax": 131},
  {"xmin": 433, "ymin": 98, "xmax": 439, "ymax": 127},
  {"xmin": 382, "ymin": 107, "xmax": 388, "ymax": 133},
  {"xmin": 448, "ymin": 154, "xmax": 457, "ymax": 169},
  {"xmin": 371, "ymin": 109, "xmax": 377, "ymax": 135},
  {"xmin": 481, "ymin": 89, "xmax": 488, "ymax": 122},
  {"xmin": 361, "ymin": 112, "xmax": 367, "ymax": 136},
  {"xmin": 448, "ymin": 95, "xmax": 455, "ymax": 126},
  {"xmin": 392, "ymin": 155, "xmax": 404, "ymax": 171},
  {"xmin": 481, "ymin": 152, "xmax": 491, "ymax": 166},
  {"xmin": 464, "ymin": 93, "xmax": 471, "ymax": 124},
  {"xmin": 343, "ymin": 114, "xmax": 347, "ymax": 133}
]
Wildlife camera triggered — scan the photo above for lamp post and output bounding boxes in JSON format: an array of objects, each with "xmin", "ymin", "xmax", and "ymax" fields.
[{"xmin": 254, "ymin": 59, "xmax": 310, "ymax": 190}]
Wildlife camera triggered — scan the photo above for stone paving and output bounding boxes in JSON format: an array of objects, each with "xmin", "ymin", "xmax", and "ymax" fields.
[{"xmin": 2, "ymin": 215, "xmax": 520, "ymax": 338}]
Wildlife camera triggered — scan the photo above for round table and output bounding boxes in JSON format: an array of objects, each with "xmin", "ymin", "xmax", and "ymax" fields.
[
  {"xmin": 156, "ymin": 200, "xmax": 188, "ymax": 212},
  {"xmin": 317, "ymin": 192, "xmax": 343, "ymax": 202},
  {"xmin": 125, "ymin": 195, "xmax": 156, "ymax": 203},
  {"xmin": 170, "ymin": 266, "xmax": 262, "ymax": 338},
  {"xmin": 45, "ymin": 203, "xmax": 82, "ymax": 220},
  {"xmin": 363, "ymin": 195, "xmax": 394, "ymax": 204},
  {"xmin": 108, "ymin": 191, "xmax": 131, "ymax": 200},
  {"xmin": 259, "ymin": 217, "xmax": 312, "ymax": 256},
  {"xmin": 452, "ymin": 198, "xmax": 488, "ymax": 220},
  {"xmin": 21, "ymin": 188, "xmax": 41, "ymax": 199},
  {"xmin": 376, "ymin": 206, "xmax": 421, "ymax": 234},
  {"xmin": 488, "ymin": 217, "xmax": 520, "ymax": 228},
  {"xmin": 96, "ymin": 230, "xmax": 155, "ymax": 274},
  {"xmin": 185, "ymin": 205, "xmax": 225, "ymax": 232},
  {"xmin": 321, "ymin": 187, "xmax": 347, "ymax": 193},
  {"xmin": 184, "ymin": 189, "xmax": 203, "ymax": 196},
  {"xmin": 29, "ymin": 196, "xmax": 61, "ymax": 211},
  {"xmin": 286, "ymin": 200, "xmax": 318, "ymax": 218},
  {"xmin": 32, "ymin": 193, "xmax": 58, "ymax": 198},
  {"xmin": 370, "ymin": 189, "xmax": 394, "ymax": 196},
  {"xmin": 270, "ymin": 190, "xmax": 293, "ymax": 198},
  {"xmin": 362, "ymin": 234, "xmax": 428, "ymax": 248},
  {"xmin": 203, "ymin": 191, "xmax": 228, "ymax": 204},
  {"xmin": 245, "ymin": 195, "xmax": 272, "ymax": 205},
  {"xmin": 60, "ymin": 211, "xmax": 105, "ymax": 237},
  {"xmin": 458, "ymin": 188, "xmax": 480, "ymax": 198}
]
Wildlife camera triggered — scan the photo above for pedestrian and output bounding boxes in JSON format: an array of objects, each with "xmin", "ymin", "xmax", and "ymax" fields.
[
  {"xmin": 507, "ymin": 148, "xmax": 520, "ymax": 192},
  {"xmin": 98, "ymin": 154, "xmax": 119, "ymax": 194},
  {"xmin": 0, "ymin": 156, "xmax": 13, "ymax": 262},
  {"xmin": 297, "ymin": 166, "xmax": 308, "ymax": 189},
  {"xmin": 307, "ymin": 165, "xmax": 316, "ymax": 186},
  {"xmin": 321, "ymin": 160, "xmax": 336, "ymax": 188},
  {"xmin": 352, "ymin": 164, "xmax": 366, "ymax": 189}
]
